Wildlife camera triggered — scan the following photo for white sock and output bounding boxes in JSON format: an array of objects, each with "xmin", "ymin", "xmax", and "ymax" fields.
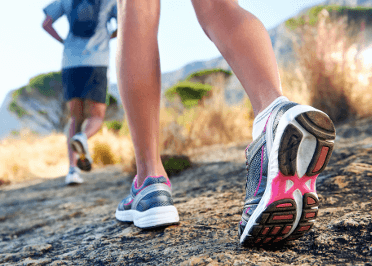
[{"xmin": 252, "ymin": 96, "xmax": 289, "ymax": 140}]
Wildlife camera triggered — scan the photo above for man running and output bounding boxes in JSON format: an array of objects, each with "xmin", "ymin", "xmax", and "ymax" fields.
[{"xmin": 42, "ymin": 0, "xmax": 118, "ymax": 185}]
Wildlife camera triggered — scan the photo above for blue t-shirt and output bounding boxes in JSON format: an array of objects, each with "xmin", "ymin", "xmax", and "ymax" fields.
[{"xmin": 43, "ymin": 0, "xmax": 117, "ymax": 69}]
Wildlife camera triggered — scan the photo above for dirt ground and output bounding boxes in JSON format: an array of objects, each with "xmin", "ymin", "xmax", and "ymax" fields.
[{"xmin": 1, "ymin": 118, "xmax": 372, "ymax": 266}]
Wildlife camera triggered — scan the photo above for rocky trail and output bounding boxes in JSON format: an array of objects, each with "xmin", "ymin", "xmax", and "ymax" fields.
[{"xmin": 1, "ymin": 118, "xmax": 372, "ymax": 265}]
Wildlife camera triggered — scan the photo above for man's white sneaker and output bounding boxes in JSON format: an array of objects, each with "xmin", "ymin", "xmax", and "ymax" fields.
[
  {"xmin": 71, "ymin": 132, "xmax": 93, "ymax": 172},
  {"xmin": 65, "ymin": 166, "xmax": 84, "ymax": 185}
]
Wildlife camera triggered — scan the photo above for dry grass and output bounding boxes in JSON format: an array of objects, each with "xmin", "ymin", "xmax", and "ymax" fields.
[
  {"xmin": 160, "ymin": 99, "xmax": 253, "ymax": 155},
  {"xmin": 0, "ymin": 128, "xmax": 136, "ymax": 185},
  {"xmin": 290, "ymin": 9, "xmax": 372, "ymax": 122},
  {"xmin": 89, "ymin": 127, "xmax": 135, "ymax": 173},
  {"xmin": 0, "ymin": 101, "xmax": 253, "ymax": 185},
  {"xmin": 0, "ymin": 130, "xmax": 68, "ymax": 185}
]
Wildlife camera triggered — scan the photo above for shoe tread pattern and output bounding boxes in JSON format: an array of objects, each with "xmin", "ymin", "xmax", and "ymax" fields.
[
  {"xmin": 242, "ymin": 194, "xmax": 319, "ymax": 246},
  {"xmin": 72, "ymin": 140, "xmax": 92, "ymax": 172},
  {"xmin": 77, "ymin": 157, "xmax": 92, "ymax": 172},
  {"xmin": 286, "ymin": 193, "xmax": 319, "ymax": 241},
  {"xmin": 242, "ymin": 199, "xmax": 297, "ymax": 245}
]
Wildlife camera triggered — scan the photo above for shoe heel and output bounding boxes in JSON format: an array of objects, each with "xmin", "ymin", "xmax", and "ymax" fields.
[
  {"xmin": 71, "ymin": 140, "xmax": 84, "ymax": 154},
  {"xmin": 295, "ymin": 111, "xmax": 336, "ymax": 176},
  {"xmin": 134, "ymin": 206, "xmax": 179, "ymax": 229},
  {"xmin": 278, "ymin": 111, "xmax": 336, "ymax": 177},
  {"xmin": 77, "ymin": 158, "xmax": 92, "ymax": 172}
]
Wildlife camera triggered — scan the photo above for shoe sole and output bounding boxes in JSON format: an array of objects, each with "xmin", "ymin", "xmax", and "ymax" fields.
[
  {"xmin": 115, "ymin": 206, "xmax": 180, "ymax": 229},
  {"xmin": 71, "ymin": 140, "xmax": 92, "ymax": 172},
  {"xmin": 65, "ymin": 178, "xmax": 84, "ymax": 185},
  {"xmin": 240, "ymin": 105, "xmax": 335, "ymax": 246}
]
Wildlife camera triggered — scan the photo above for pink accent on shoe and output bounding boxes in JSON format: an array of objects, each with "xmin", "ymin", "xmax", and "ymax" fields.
[
  {"xmin": 124, "ymin": 199, "xmax": 133, "ymax": 206},
  {"xmin": 263, "ymin": 113, "xmax": 272, "ymax": 133},
  {"xmin": 245, "ymin": 207, "xmax": 251, "ymax": 214},
  {"xmin": 306, "ymin": 212, "xmax": 316, "ymax": 218},
  {"xmin": 313, "ymin": 146, "xmax": 329, "ymax": 172},
  {"xmin": 267, "ymin": 172, "xmax": 317, "ymax": 206},
  {"xmin": 165, "ymin": 178, "xmax": 172, "ymax": 188},
  {"xmin": 245, "ymin": 143, "xmax": 251, "ymax": 154},
  {"xmin": 272, "ymin": 214, "xmax": 293, "ymax": 220},
  {"xmin": 254, "ymin": 145, "xmax": 265, "ymax": 197},
  {"xmin": 133, "ymin": 175, "xmax": 139, "ymax": 189},
  {"xmin": 262, "ymin": 227, "xmax": 270, "ymax": 235},
  {"xmin": 276, "ymin": 203, "xmax": 293, "ymax": 208},
  {"xmin": 307, "ymin": 197, "xmax": 316, "ymax": 205},
  {"xmin": 244, "ymin": 112, "xmax": 272, "ymax": 154}
]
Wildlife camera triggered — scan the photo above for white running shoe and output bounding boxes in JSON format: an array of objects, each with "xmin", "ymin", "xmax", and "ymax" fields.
[
  {"xmin": 65, "ymin": 166, "xmax": 84, "ymax": 185},
  {"xmin": 71, "ymin": 132, "xmax": 93, "ymax": 172},
  {"xmin": 239, "ymin": 102, "xmax": 336, "ymax": 246}
]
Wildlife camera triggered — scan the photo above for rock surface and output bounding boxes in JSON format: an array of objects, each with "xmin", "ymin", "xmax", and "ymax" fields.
[{"xmin": 1, "ymin": 118, "xmax": 372, "ymax": 265}]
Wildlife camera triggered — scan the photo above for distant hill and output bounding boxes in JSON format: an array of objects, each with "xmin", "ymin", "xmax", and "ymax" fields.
[
  {"xmin": 0, "ymin": 91, "xmax": 25, "ymax": 138},
  {"xmin": 160, "ymin": 57, "xmax": 230, "ymax": 93},
  {"xmin": 0, "ymin": 73, "xmax": 123, "ymax": 140},
  {"xmin": 324, "ymin": 0, "xmax": 372, "ymax": 6}
]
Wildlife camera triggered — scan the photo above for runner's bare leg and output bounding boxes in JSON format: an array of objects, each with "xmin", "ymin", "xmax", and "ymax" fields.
[
  {"xmin": 68, "ymin": 98, "xmax": 84, "ymax": 167},
  {"xmin": 191, "ymin": 0, "xmax": 282, "ymax": 115},
  {"xmin": 116, "ymin": 0, "xmax": 166, "ymax": 186},
  {"xmin": 116, "ymin": 0, "xmax": 283, "ymax": 186},
  {"xmin": 83, "ymin": 100, "xmax": 106, "ymax": 138}
]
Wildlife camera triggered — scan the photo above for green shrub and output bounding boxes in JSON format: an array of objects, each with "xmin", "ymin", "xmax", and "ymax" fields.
[
  {"xmin": 106, "ymin": 93, "xmax": 118, "ymax": 106},
  {"xmin": 29, "ymin": 71, "xmax": 62, "ymax": 97},
  {"xmin": 161, "ymin": 154, "xmax": 192, "ymax": 177},
  {"xmin": 9, "ymin": 87, "xmax": 30, "ymax": 118},
  {"xmin": 285, "ymin": 5, "xmax": 372, "ymax": 30},
  {"xmin": 38, "ymin": 110, "xmax": 48, "ymax": 115},
  {"xmin": 12, "ymin": 86, "xmax": 27, "ymax": 100},
  {"xmin": 185, "ymin": 68, "xmax": 232, "ymax": 81},
  {"xmin": 165, "ymin": 81, "xmax": 212, "ymax": 108},
  {"xmin": 10, "ymin": 130, "xmax": 20, "ymax": 136},
  {"xmin": 9, "ymin": 102, "xmax": 28, "ymax": 118},
  {"xmin": 105, "ymin": 120, "xmax": 123, "ymax": 132}
]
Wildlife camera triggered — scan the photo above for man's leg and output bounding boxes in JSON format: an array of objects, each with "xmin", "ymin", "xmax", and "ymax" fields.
[
  {"xmin": 68, "ymin": 98, "xmax": 85, "ymax": 167},
  {"xmin": 83, "ymin": 100, "xmax": 106, "ymax": 138},
  {"xmin": 191, "ymin": 0, "xmax": 282, "ymax": 116},
  {"xmin": 70, "ymin": 99, "xmax": 106, "ymax": 172},
  {"xmin": 116, "ymin": 0, "xmax": 166, "ymax": 187}
]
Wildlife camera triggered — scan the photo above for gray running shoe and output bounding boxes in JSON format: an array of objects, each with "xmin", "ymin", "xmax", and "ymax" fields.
[
  {"xmin": 116, "ymin": 176, "xmax": 179, "ymax": 229},
  {"xmin": 239, "ymin": 102, "xmax": 336, "ymax": 246},
  {"xmin": 71, "ymin": 132, "xmax": 92, "ymax": 172}
]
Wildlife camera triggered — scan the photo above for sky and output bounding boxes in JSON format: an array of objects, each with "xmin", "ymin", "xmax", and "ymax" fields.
[{"xmin": 0, "ymin": 0, "xmax": 325, "ymax": 107}]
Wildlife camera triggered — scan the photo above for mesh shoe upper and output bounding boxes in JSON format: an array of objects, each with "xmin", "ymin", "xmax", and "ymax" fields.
[{"xmin": 117, "ymin": 176, "xmax": 173, "ymax": 212}]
